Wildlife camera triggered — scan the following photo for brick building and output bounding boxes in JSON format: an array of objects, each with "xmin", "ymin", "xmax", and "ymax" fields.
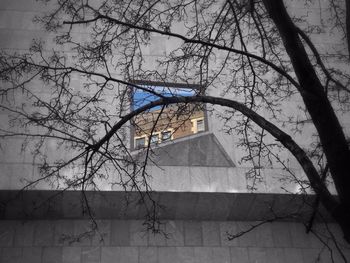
[{"xmin": 133, "ymin": 104, "xmax": 205, "ymax": 148}]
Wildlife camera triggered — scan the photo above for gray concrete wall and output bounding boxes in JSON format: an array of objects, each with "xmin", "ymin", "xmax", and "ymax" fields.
[
  {"xmin": 0, "ymin": 0, "xmax": 347, "ymax": 195},
  {"xmin": 1, "ymin": 219, "xmax": 349, "ymax": 263},
  {"xmin": 1, "ymin": 1, "xmax": 350, "ymax": 262}
]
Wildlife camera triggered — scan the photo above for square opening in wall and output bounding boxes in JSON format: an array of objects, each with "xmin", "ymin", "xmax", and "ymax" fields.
[{"xmin": 130, "ymin": 81, "xmax": 207, "ymax": 149}]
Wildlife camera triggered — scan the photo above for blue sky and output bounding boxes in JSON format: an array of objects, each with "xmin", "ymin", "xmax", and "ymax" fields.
[{"xmin": 133, "ymin": 85, "xmax": 195, "ymax": 111}]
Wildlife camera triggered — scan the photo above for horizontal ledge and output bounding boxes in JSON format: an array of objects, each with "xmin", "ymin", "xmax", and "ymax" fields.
[{"xmin": 0, "ymin": 190, "xmax": 332, "ymax": 222}]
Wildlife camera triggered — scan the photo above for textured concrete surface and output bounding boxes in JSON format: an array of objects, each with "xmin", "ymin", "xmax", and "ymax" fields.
[
  {"xmin": 0, "ymin": 219, "xmax": 349, "ymax": 262},
  {"xmin": 137, "ymin": 133, "xmax": 235, "ymax": 167},
  {"xmin": 0, "ymin": 164, "xmax": 311, "ymax": 195}
]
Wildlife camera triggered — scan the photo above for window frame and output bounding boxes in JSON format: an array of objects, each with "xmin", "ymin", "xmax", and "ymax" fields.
[
  {"xmin": 197, "ymin": 119, "xmax": 205, "ymax": 132},
  {"xmin": 191, "ymin": 117, "xmax": 205, "ymax": 133},
  {"xmin": 161, "ymin": 129, "xmax": 173, "ymax": 141},
  {"xmin": 134, "ymin": 136, "xmax": 147, "ymax": 149}
]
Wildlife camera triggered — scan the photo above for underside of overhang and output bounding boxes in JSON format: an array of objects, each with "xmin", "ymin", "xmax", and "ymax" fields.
[{"xmin": 0, "ymin": 190, "xmax": 332, "ymax": 222}]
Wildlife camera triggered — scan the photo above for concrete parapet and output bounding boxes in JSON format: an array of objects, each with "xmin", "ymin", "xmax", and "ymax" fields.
[{"xmin": 0, "ymin": 219, "xmax": 349, "ymax": 262}]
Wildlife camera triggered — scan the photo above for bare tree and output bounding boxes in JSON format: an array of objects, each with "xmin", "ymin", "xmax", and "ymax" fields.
[{"xmin": 0, "ymin": 0, "xmax": 350, "ymax": 248}]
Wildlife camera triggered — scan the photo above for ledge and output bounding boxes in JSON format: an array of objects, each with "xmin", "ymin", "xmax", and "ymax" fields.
[{"xmin": 0, "ymin": 190, "xmax": 332, "ymax": 222}]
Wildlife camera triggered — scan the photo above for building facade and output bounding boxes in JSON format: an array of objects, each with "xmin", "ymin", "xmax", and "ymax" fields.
[{"xmin": 0, "ymin": 0, "xmax": 350, "ymax": 262}]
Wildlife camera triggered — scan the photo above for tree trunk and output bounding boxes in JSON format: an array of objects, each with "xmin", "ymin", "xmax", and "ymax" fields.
[
  {"xmin": 262, "ymin": 0, "xmax": 350, "ymax": 242},
  {"xmin": 346, "ymin": 0, "xmax": 350, "ymax": 58}
]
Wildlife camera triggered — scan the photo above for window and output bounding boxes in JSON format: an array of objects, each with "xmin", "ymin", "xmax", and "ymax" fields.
[
  {"xmin": 197, "ymin": 119, "xmax": 205, "ymax": 132},
  {"xmin": 150, "ymin": 134, "xmax": 159, "ymax": 145},
  {"xmin": 131, "ymin": 81, "xmax": 206, "ymax": 149},
  {"xmin": 135, "ymin": 137, "xmax": 146, "ymax": 149},
  {"xmin": 191, "ymin": 117, "xmax": 205, "ymax": 134},
  {"xmin": 161, "ymin": 130, "xmax": 172, "ymax": 141}
]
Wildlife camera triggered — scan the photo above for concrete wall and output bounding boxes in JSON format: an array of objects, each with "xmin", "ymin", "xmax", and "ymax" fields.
[
  {"xmin": 0, "ymin": 0, "xmax": 350, "ymax": 193},
  {"xmin": 0, "ymin": 190, "xmax": 346, "ymax": 261},
  {"xmin": 1, "ymin": 1, "xmax": 350, "ymax": 262},
  {"xmin": 1, "ymin": 0, "xmax": 347, "ymax": 194},
  {"xmin": 1, "ymin": 219, "xmax": 349, "ymax": 263}
]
